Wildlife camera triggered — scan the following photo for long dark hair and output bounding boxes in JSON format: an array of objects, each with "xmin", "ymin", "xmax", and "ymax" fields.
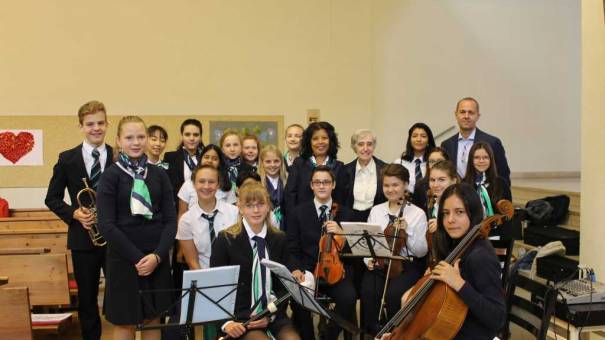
[
  {"xmin": 300, "ymin": 121, "xmax": 340, "ymax": 160},
  {"xmin": 176, "ymin": 118, "xmax": 205, "ymax": 151},
  {"xmin": 432, "ymin": 183, "xmax": 483, "ymax": 261},
  {"xmin": 199, "ymin": 144, "xmax": 232, "ymax": 192},
  {"xmin": 462, "ymin": 142, "xmax": 502, "ymax": 202},
  {"xmin": 402, "ymin": 123, "xmax": 436, "ymax": 162}
]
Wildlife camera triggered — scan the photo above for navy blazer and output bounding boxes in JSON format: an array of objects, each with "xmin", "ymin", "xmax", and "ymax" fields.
[
  {"xmin": 210, "ymin": 227, "xmax": 290, "ymax": 321},
  {"xmin": 163, "ymin": 149, "xmax": 202, "ymax": 203},
  {"xmin": 440, "ymin": 128, "xmax": 511, "ymax": 185},
  {"xmin": 45, "ymin": 144, "xmax": 113, "ymax": 250},
  {"xmin": 337, "ymin": 157, "xmax": 387, "ymax": 211},
  {"xmin": 284, "ymin": 157, "xmax": 344, "ymax": 222},
  {"xmin": 286, "ymin": 200, "xmax": 353, "ymax": 273}
]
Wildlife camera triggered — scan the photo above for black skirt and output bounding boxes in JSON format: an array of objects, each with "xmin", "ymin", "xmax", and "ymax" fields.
[{"xmin": 104, "ymin": 246, "xmax": 174, "ymax": 325}]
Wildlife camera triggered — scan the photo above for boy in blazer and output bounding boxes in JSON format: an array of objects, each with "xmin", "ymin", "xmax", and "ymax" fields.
[{"xmin": 45, "ymin": 100, "xmax": 113, "ymax": 340}]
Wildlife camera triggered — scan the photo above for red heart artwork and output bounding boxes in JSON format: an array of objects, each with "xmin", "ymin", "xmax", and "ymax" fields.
[{"xmin": 0, "ymin": 131, "xmax": 35, "ymax": 164}]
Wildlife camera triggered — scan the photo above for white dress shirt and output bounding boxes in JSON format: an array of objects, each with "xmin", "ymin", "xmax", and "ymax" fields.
[
  {"xmin": 353, "ymin": 158, "xmax": 377, "ymax": 211},
  {"xmin": 367, "ymin": 201, "xmax": 428, "ymax": 258},
  {"xmin": 394, "ymin": 157, "xmax": 426, "ymax": 193},
  {"xmin": 456, "ymin": 129, "xmax": 476, "ymax": 179},
  {"xmin": 82, "ymin": 141, "xmax": 107, "ymax": 176},
  {"xmin": 176, "ymin": 200, "xmax": 239, "ymax": 268}
]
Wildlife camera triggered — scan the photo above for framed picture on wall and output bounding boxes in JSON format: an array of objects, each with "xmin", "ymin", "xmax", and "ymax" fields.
[{"xmin": 209, "ymin": 120, "xmax": 279, "ymax": 146}]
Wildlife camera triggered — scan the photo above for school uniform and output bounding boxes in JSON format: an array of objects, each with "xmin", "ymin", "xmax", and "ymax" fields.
[
  {"xmin": 360, "ymin": 201, "xmax": 428, "ymax": 335},
  {"xmin": 224, "ymin": 156, "xmax": 255, "ymax": 186},
  {"xmin": 176, "ymin": 200, "xmax": 239, "ymax": 268},
  {"xmin": 284, "ymin": 156, "xmax": 344, "ymax": 225},
  {"xmin": 96, "ymin": 157, "xmax": 176, "ymax": 325},
  {"xmin": 265, "ymin": 175, "xmax": 285, "ymax": 230},
  {"xmin": 286, "ymin": 199, "xmax": 357, "ymax": 340},
  {"xmin": 411, "ymin": 177, "xmax": 429, "ymax": 211},
  {"xmin": 164, "ymin": 148, "xmax": 202, "ymax": 204},
  {"xmin": 337, "ymin": 157, "xmax": 386, "ymax": 222},
  {"xmin": 45, "ymin": 142, "xmax": 113, "ymax": 340},
  {"xmin": 453, "ymin": 239, "xmax": 506, "ymax": 339},
  {"xmin": 393, "ymin": 156, "xmax": 426, "ymax": 194},
  {"xmin": 467, "ymin": 174, "xmax": 512, "ymax": 239},
  {"xmin": 210, "ymin": 221, "xmax": 295, "ymax": 337}
]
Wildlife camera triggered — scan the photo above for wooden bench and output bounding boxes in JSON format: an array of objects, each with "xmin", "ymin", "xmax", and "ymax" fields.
[
  {"xmin": 0, "ymin": 215, "xmax": 72, "ymax": 273},
  {"xmin": 0, "ymin": 287, "xmax": 33, "ymax": 340},
  {"xmin": 1, "ymin": 253, "xmax": 73, "ymax": 335},
  {"xmin": 9, "ymin": 208, "xmax": 58, "ymax": 219}
]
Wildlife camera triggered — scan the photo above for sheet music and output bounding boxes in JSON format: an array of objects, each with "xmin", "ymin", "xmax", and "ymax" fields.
[{"xmin": 179, "ymin": 265, "xmax": 240, "ymax": 324}]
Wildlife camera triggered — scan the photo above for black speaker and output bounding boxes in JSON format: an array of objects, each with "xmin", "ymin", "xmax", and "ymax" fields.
[{"xmin": 536, "ymin": 254, "xmax": 578, "ymax": 282}]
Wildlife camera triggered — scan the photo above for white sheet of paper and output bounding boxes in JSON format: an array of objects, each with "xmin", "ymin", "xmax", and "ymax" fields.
[{"xmin": 179, "ymin": 265, "xmax": 240, "ymax": 324}]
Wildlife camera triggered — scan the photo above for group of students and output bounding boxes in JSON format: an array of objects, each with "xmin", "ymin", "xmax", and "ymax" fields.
[{"xmin": 45, "ymin": 97, "xmax": 510, "ymax": 340}]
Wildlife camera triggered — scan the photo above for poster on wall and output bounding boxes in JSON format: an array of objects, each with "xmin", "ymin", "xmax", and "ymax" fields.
[
  {"xmin": 0, "ymin": 130, "xmax": 43, "ymax": 166},
  {"xmin": 209, "ymin": 121, "xmax": 278, "ymax": 146}
]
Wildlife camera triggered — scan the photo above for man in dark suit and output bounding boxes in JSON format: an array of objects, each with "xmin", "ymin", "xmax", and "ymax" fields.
[
  {"xmin": 441, "ymin": 97, "xmax": 511, "ymax": 185},
  {"xmin": 45, "ymin": 101, "xmax": 113, "ymax": 340}
]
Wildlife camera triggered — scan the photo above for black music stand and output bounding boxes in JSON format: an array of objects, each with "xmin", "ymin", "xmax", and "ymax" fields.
[
  {"xmin": 261, "ymin": 259, "xmax": 361, "ymax": 335},
  {"xmin": 339, "ymin": 222, "xmax": 406, "ymax": 262},
  {"xmin": 135, "ymin": 266, "xmax": 240, "ymax": 340}
]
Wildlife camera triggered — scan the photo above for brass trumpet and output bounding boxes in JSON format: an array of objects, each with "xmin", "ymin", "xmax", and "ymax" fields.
[{"xmin": 76, "ymin": 178, "xmax": 107, "ymax": 247}]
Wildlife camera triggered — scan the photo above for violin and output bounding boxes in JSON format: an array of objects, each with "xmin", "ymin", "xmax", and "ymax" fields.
[
  {"xmin": 374, "ymin": 198, "xmax": 407, "ymax": 278},
  {"xmin": 375, "ymin": 200, "xmax": 514, "ymax": 340},
  {"xmin": 374, "ymin": 198, "xmax": 407, "ymax": 322},
  {"xmin": 314, "ymin": 203, "xmax": 346, "ymax": 286}
]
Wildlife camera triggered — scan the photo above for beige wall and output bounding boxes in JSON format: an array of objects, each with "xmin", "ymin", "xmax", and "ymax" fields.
[
  {"xmin": 0, "ymin": 1, "xmax": 582, "ymax": 208},
  {"xmin": 580, "ymin": 0, "xmax": 605, "ymax": 278},
  {"xmin": 370, "ymin": 0, "xmax": 581, "ymax": 170}
]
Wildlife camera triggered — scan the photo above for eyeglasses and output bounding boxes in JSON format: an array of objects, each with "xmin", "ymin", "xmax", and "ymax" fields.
[
  {"xmin": 243, "ymin": 203, "xmax": 266, "ymax": 210},
  {"xmin": 311, "ymin": 180, "xmax": 333, "ymax": 187}
]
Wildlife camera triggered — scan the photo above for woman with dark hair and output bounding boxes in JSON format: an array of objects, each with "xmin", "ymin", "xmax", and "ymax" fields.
[
  {"xmin": 146, "ymin": 125, "xmax": 169, "ymax": 170},
  {"xmin": 177, "ymin": 144, "xmax": 236, "ymax": 220},
  {"xmin": 164, "ymin": 119, "xmax": 204, "ymax": 202},
  {"xmin": 394, "ymin": 123, "xmax": 436, "ymax": 194},
  {"xmin": 410, "ymin": 146, "xmax": 450, "ymax": 210},
  {"xmin": 462, "ymin": 142, "xmax": 511, "ymax": 219},
  {"xmin": 427, "ymin": 183, "xmax": 506, "ymax": 339},
  {"xmin": 284, "ymin": 121, "xmax": 344, "ymax": 220},
  {"xmin": 380, "ymin": 184, "xmax": 506, "ymax": 340}
]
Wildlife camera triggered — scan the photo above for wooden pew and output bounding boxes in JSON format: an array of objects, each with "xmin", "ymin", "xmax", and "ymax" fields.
[
  {"xmin": 1, "ymin": 253, "xmax": 73, "ymax": 335},
  {"xmin": 0, "ymin": 287, "xmax": 33, "ymax": 340},
  {"xmin": 2, "ymin": 253, "xmax": 70, "ymax": 306},
  {"xmin": 0, "ymin": 215, "xmax": 72, "ymax": 273},
  {"xmin": 9, "ymin": 208, "xmax": 57, "ymax": 219}
]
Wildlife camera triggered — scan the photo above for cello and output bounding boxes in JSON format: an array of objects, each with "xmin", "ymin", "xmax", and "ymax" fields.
[
  {"xmin": 375, "ymin": 199, "xmax": 514, "ymax": 340},
  {"xmin": 314, "ymin": 202, "xmax": 346, "ymax": 285}
]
